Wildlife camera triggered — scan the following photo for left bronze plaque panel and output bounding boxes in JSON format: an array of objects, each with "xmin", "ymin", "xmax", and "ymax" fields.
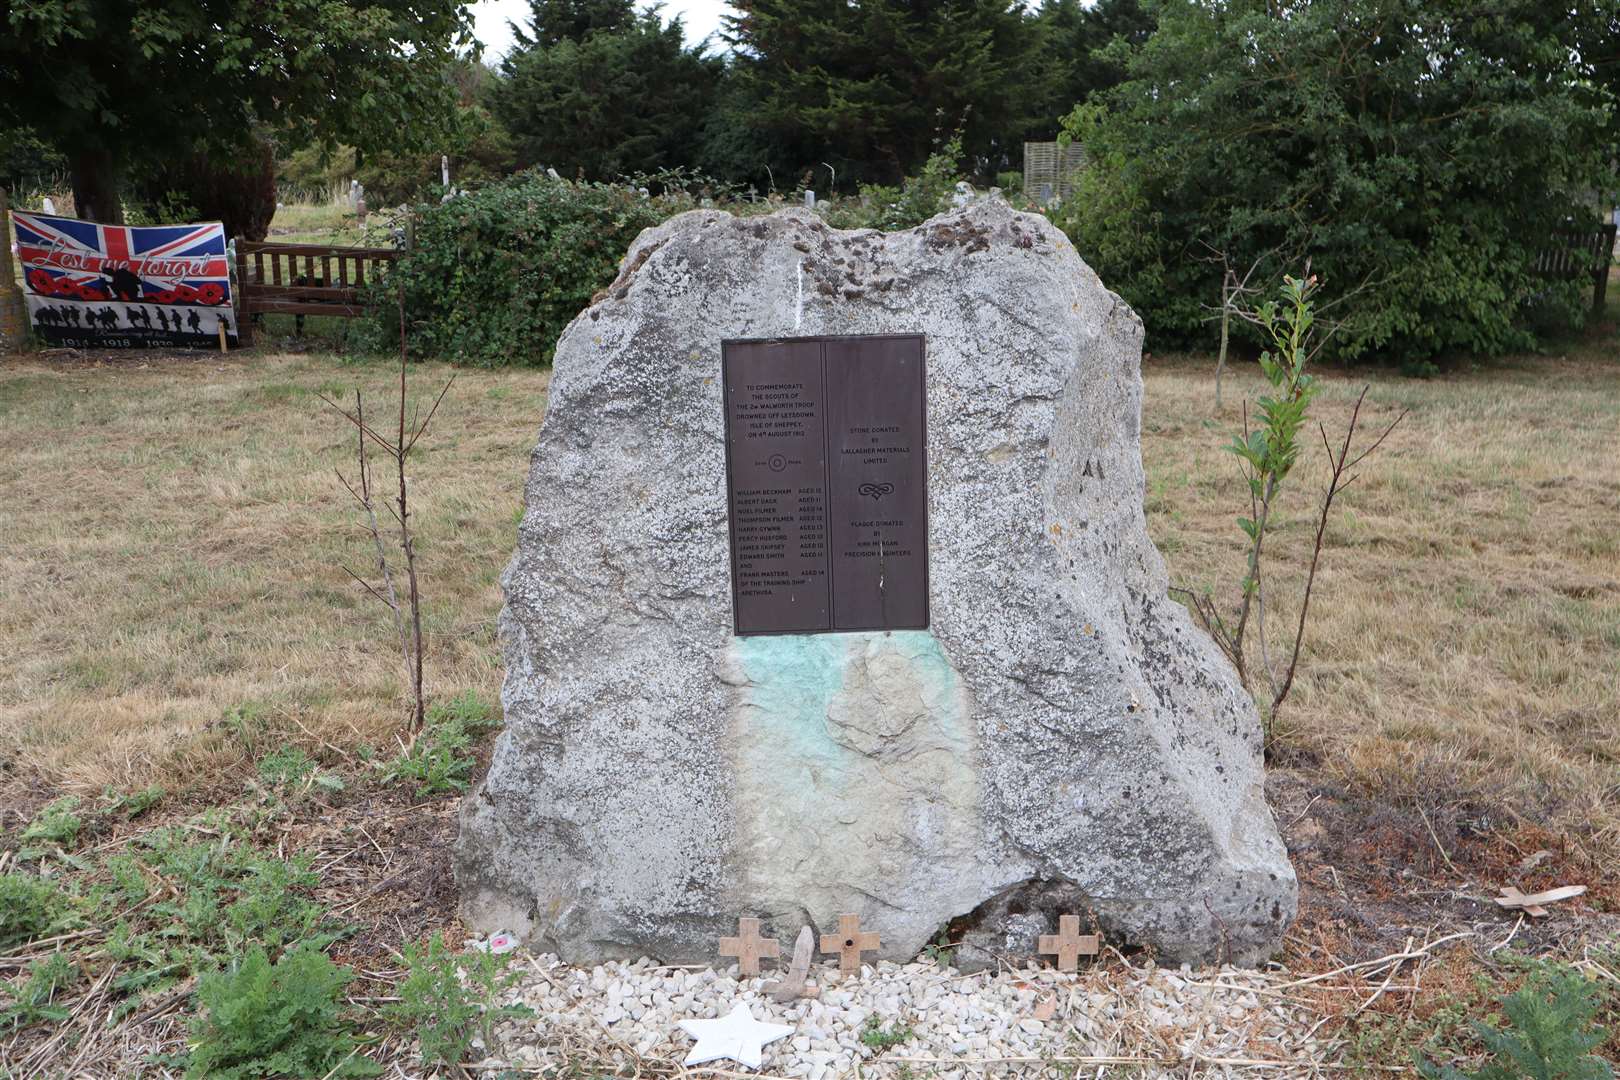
[{"xmin": 722, "ymin": 340, "xmax": 832, "ymax": 634}]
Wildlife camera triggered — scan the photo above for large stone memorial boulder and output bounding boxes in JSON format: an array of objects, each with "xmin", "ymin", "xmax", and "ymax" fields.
[{"xmin": 456, "ymin": 199, "xmax": 1296, "ymax": 967}]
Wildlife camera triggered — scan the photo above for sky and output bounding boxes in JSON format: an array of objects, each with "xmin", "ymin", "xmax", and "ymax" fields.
[{"xmin": 469, "ymin": 0, "xmax": 738, "ymax": 62}]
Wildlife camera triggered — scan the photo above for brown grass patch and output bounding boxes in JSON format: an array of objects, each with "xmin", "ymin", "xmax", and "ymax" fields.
[
  {"xmin": 1143, "ymin": 349, "xmax": 1620, "ymax": 865},
  {"xmin": 0, "ymin": 351, "xmax": 547, "ymax": 793}
]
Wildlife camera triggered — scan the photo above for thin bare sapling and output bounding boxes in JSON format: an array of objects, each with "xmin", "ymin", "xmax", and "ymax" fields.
[{"xmin": 319, "ymin": 349, "xmax": 454, "ymax": 732}]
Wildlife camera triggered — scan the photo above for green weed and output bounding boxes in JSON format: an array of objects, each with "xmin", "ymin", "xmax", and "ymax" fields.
[
  {"xmin": 187, "ymin": 946, "xmax": 379, "ymax": 1079},
  {"xmin": 1, "ymin": 952, "xmax": 78, "ymax": 1031},
  {"xmin": 921, "ymin": 931, "xmax": 956, "ymax": 968},
  {"xmin": 223, "ymin": 702, "xmax": 269, "ymax": 753},
  {"xmin": 0, "ymin": 872, "xmax": 80, "ymax": 951},
  {"xmin": 105, "ymin": 785, "xmax": 165, "ymax": 819},
  {"xmin": 257, "ymin": 745, "xmax": 316, "ymax": 786},
  {"xmin": 380, "ymin": 691, "xmax": 501, "ymax": 796},
  {"xmin": 860, "ymin": 1014, "xmax": 915, "ymax": 1050},
  {"xmin": 20, "ymin": 796, "xmax": 84, "ymax": 850},
  {"xmin": 386, "ymin": 932, "xmax": 534, "ymax": 1069}
]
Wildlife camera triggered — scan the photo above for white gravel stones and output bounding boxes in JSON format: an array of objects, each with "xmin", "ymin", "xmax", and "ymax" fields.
[{"xmin": 484, "ymin": 954, "xmax": 1336, "ymax": 1077}]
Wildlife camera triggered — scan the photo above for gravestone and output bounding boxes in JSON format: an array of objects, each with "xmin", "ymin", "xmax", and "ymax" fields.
[{"xmin": 456, "ymin": 198, "xmax": 1296, "ymax": 968}]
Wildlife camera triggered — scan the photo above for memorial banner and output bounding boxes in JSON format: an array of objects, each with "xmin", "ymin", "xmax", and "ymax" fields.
[{"xmin": 12, "ymin": 211, "xmax": 239, "ymax": 348}]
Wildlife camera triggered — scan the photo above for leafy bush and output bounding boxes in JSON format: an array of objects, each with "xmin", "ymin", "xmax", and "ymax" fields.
[
  {"xmin": 386, "ymin": 932, "xmax": 533, "ymax": 1069},
  {"xmin": 380, "ymin": 691, "xmax": 502, "ymax": 796},
  {"xmin": 823, "ymin": 135, "xmax": 966, "ymax": 232},
  {"xmin": 375, "ymin": 172, "xmax": 684, "ymax": 366},
  {"xmin": 1419, "ymin": 961, "xmax": 1613, "ymax": 1080},
  {"xmin": 187, "ymin": 946, "xmax": 378, "ymax": 1079}
]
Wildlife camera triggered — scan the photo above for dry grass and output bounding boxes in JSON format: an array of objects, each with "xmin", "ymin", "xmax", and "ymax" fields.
[
  {"xmin": 0, "ymin": 351, "xmax": 548, "ymax": 793},
  {"xmin": 1, "ymin": 339, "xmax": 1617, "ymax": 862},
  {"xmin": 1144, "ymin": 346, "xmax": 1620, "ymax": 857}
]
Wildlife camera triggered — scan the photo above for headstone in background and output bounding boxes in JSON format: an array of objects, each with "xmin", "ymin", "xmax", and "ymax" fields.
[
  {"xmin": 0, "ymin": 189, "xmax": 28, "ymax": 351},
  {"xmin": 457, "ymin": 198, "xmax": 1296, "ymax": 969}
]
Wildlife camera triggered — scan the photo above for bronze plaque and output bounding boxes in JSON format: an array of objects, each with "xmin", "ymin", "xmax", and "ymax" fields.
[{"xmin": 723, "ymin": 335, "xmax": 928, "ymax": 636}]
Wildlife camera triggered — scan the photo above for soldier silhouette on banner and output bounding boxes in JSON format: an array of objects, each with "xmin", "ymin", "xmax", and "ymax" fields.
[{"xmin": 100, "ymin": 267, "xmax": 143, "ymax": 302}]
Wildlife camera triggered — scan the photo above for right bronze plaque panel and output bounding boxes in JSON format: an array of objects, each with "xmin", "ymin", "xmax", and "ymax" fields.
[
  {"xmin": 823, "ymin": 335, "xmax": 929, "ymax": 631},
  {"xmin": 722, "ymin": 334, "xmax": 928, "ymax": 635}
]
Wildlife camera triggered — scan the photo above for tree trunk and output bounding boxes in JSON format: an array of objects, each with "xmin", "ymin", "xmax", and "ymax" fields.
[
  {"xmin": 1214, "ymin": 271, "xmax": 1231, "ymax": 412},
  {"xmin": 69, "ymin": 150, "xmax": 124, "ymax": 224}
]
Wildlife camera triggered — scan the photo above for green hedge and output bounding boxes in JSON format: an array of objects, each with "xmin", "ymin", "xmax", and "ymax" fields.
[{"xmin": 378, "ymin": 173, "xmax": 685, "ymax": 366}]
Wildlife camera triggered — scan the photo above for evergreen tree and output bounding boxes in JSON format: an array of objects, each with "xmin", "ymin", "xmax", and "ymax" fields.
[
  {"xmin": 510, "ymin": 0, "xmax": 637, "ymax": 49},
  {"xmin": 494, "ymin": 10, "xmax": 720, "ymax": 179},
  {"xmin": 1031, "ymin": 0, "xmax": 1155, "ymax": 131},
  {"xmin": 721, "ymin": 0, "xmax": 1040, "ymax": 189}
]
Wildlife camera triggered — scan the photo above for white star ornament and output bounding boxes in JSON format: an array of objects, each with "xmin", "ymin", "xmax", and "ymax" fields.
[{"xmin": 678, "ymin": 1001, "xmax": 794, "ymax": 1069}]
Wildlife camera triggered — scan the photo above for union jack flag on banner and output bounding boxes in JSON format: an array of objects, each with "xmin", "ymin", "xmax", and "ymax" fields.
[{"xmin": 11, "ymin": 210, "xmax": 238, "ymax": 348}]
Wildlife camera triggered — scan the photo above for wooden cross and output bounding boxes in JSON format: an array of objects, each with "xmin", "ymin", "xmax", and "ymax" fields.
[
  {"xmin": 820, "ymin": 913, "xmax": 880, "ymax": 975},
  {"xmin": 718, "ymin": 917, "xmax": 780, "ymax": 977},
  {"xmin": 1037, "ymin": 915, "xmax": 1100, "ymax": 972}
]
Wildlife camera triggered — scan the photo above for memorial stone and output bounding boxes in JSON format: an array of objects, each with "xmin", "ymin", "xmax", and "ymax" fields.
[{"xmin": 456, "ymin": 198, "xmax": 1297, "ymax": 968}]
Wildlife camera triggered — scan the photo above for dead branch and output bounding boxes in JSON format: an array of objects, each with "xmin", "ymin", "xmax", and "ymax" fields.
[{"xmin": 1269, "ymin": 389, "xmax": 1406, "ymax": 713}]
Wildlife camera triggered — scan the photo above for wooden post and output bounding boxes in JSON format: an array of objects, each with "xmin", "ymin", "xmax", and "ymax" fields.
[
  {"xmin": 0, "ymin": 187, "xmax": 29, "ymax": 351},
  {"xmin": 1594, "ymin": 224, "xmax": 1616, "ymax": 313}
]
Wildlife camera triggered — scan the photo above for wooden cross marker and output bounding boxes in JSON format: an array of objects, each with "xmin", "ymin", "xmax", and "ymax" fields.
[
  {"xmin": 821, "ymin": 913, "xmax": 880, "ymax": 975},
  {"xmin": 718, "ymin": 917, "xmax": 780, "ymax": 977},
  {"xmin": 1038, "ymin": 915, "xmax": 1100, "ymax": 972}
]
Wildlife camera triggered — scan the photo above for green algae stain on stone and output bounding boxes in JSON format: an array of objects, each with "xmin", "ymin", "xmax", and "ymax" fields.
[
  {"xmin": 730, "ymin": 633, "xmax": 849, "ymax": 763},
  {"xmin": 728, "ymin": 630, "xmax": 992, "ymax": 918}
]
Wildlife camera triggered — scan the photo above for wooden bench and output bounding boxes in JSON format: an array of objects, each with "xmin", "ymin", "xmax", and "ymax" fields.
[{"xmin": 234, "ymin": 241, "xmax": 402, "ymax": 344}]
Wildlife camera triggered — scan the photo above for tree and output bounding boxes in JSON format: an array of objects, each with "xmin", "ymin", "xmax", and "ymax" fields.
[
  {"xmin": 358, "ymin": 59, "xmax": 519, "ymax": 204},
  {"xmin": 510, "ymin": 0, "xmax": 637, "ymax": 48},
  {"xmin": 0, "ymin": 128, "xmax": 66, "ymax": 195},
  {"xmin": 494, "ymin": 11, "xmax": 721, "ymax": 179},
  {"xmin": 1031, "ymin": 0, "xmax": 1156, "ymax": 128},
  {"xmin": 721, "ymin": 0, "xmax": 1041, "ymax": 189},
  {"xmin": 0, "ymin": 1, "xmax": 476, "ymax": 223},
  {"xmin": 1060, "ymin": 0, "xmax": 1619, "ymax": 362}
]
